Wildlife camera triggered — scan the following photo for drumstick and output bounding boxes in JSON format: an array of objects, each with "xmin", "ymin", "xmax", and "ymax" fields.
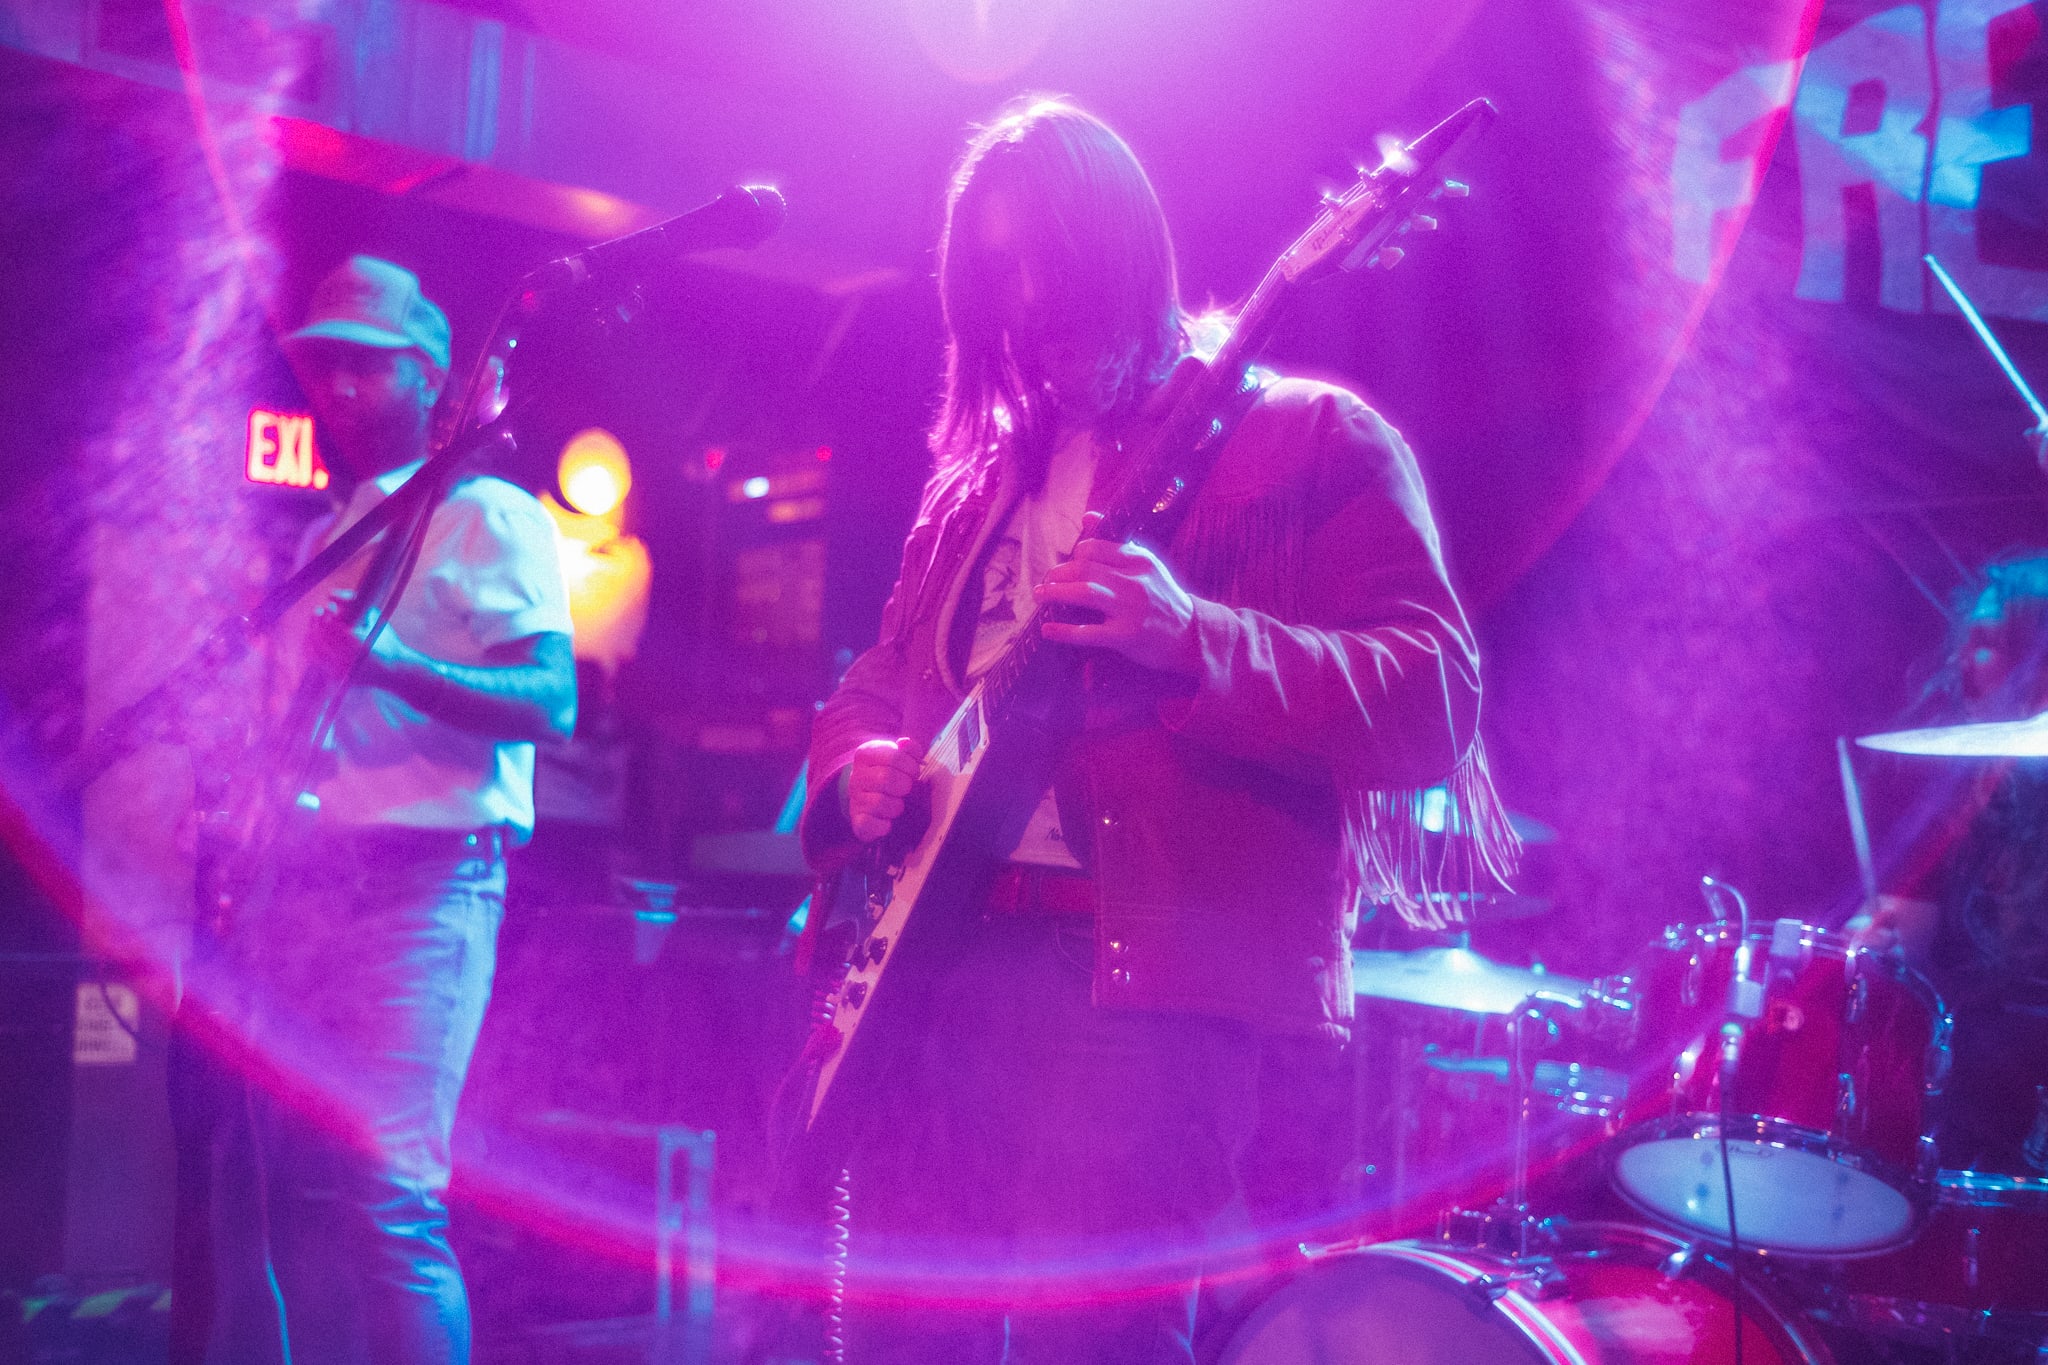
[
  {"xmin": 1923, "ymin": 254, "xmax": 2048, "ymax": 456},
  {"xmin": 1837, "ymin": 736, "xmax": 1879, "ymax": 913}
]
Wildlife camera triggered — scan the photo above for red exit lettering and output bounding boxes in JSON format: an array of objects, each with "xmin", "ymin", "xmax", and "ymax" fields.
[{"xmin": 246, "ymin": 409, "xmax": 328, "ymax": 490}]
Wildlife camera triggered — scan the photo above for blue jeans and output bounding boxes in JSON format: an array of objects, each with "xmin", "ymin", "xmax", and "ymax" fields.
[
  {"xmin": 842, "ymin": 914, "xmax": 1261, "ymax": 1365},
  {"xmin": 204, "ymin": 827, "xmax": 506, "ymax": 1365}
]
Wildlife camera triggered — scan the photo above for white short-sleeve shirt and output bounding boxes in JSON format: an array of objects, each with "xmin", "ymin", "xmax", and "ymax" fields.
[{"xmin": 299, "ymin": 460, "xmax": 573, "ymax": 839}]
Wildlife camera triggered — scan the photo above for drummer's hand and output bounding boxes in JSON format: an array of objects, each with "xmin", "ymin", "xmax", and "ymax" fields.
[
  {"xmin": 1847, "ymin": 894, "xmax": 1938, "ymax": 964},
  {"xmin": 1844, "ymin": 909, "xmax": 1895, "ymax": 954},
  {"xmin": 841, "ymin": 737, "xmax": 923, "ymax": 843}
]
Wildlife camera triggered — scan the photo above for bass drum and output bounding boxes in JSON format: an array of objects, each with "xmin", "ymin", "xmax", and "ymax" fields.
[{"xmin": 1216, "ymin": 1222, "xmax": 1831, "ymax": 1365}]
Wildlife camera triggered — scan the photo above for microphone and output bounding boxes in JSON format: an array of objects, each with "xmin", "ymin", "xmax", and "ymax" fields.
[
  {"xmin": 1719, "ymin": 1020, "xmax": 1744, "ymax": 1086},
  {"xmin": 1720, "ymin": 937, "xmax": 1767, "ymax": 1089},
  {"xmin": 530, "ymin": 184, "xmax": 787, "ymax": 291},
  {"xmin": 1725, "ymin": 939, "xmax": 1764, "ymax": 1021}
]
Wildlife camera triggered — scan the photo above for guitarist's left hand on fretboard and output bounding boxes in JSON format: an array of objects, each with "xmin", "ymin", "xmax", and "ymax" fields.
[{"xmin": 1035, "ymin": 524, "xmax": 1203, "ymax": 676}]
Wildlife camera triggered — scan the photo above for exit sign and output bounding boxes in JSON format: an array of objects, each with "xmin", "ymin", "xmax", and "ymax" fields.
[{"xmin": 247, "ymin": 409, "xmax": 329, "ymax": 490}]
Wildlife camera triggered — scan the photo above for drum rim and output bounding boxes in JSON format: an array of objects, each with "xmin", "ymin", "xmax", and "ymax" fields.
[
  {"xmin": 1651, "ymin": 919, "xmax": 1950, "ymax": 1015},
  {"xmin": 1224, "ymin": 1222, "xmax": 1835, "ymax": 1365},
  {"xmin": 1634, "ymin": 921, "xmax": 1955, "ymax": 1096},
  {"xmin": 1533, "ymin": 1061, "xmax": 1629, "ymax": 1118},
  {"xmin": 1825, "ymin": 1292, "xmax": 2048, "ymax": 1346},
  {"xmin": 1418, "ymin": 1053, "xmax": 1630, "ymax": 1118},
  {"xmin": 1608, "ymin": 1116, "xmax": 1931, "ymax": 1256},
  {"xmin": 1936, "ymin": 1167, "xmax": 2048, "ymax": 1205}
]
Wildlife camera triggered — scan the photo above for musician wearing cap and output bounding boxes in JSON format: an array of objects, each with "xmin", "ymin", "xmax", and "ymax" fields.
[
  {"xmin": 201, "ymin": 256, "xmax": 574, "ymax": 1364},
  {"xmin": 1853, "ymin": 553, "xmax": 2048, "ymax": 1174},
  {"xmin": 797, "ymin": 98, "xmax": 1514, "ymax": 1364}
]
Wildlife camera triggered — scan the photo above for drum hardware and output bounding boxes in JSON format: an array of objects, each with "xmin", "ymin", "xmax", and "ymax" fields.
[
  {"xmin": 1471, "ymin": 987, "xmax": 1622, "ymax": 1262},
  {"xmin": 2024, "ymin": 1085, "xmax": 2048, "ymax": 1171},
  {"xmin": 1659, "ymin": 1238, "xmax": 1704, "ymax": 1280},
  {"xmin": 1351, "ymin": 976, "xmax": 1626, "ymax": 1227},
  {"xmin": 1432, "ymin": 1212, "xmax": 1578, "ymax": 1307},
  {"xmin": 1701, "ymin": 872, "xmax": 1752, "ymax": 939},
  {"xmin": 1926, "ymin": 1009, "xmax": 1954, "ymax": 1098},
  {"xmin": 1419, "ymin": 1054, "xmax": 1629, "ymax": 1122}
]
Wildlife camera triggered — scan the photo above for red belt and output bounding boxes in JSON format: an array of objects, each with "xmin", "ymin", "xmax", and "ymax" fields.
[{"xmin": 984, "ymin": 863, "xmax": 1096, "ymax": 917}]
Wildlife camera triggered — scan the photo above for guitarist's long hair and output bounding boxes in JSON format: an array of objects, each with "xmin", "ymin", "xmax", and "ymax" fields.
[{"xmin": 932, "ymin": 96, "xmax": 1190, "ymax": 490}]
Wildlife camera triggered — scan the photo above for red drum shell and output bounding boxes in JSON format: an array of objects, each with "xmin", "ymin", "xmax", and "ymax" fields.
[
  {"xmin": 1216, "ymin": 1221, "xmax": 1830, "ymax": 1365},
  {"xmin": 1609, "ymin": 922, "xmax": 1945, "ymax": 1256},
  {"xmin": 1840, "ymin": 1169, "xmax": 2048, "ymax": 1318}
]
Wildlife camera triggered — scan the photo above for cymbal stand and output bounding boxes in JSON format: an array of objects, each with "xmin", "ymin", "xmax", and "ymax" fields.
[
  {"xmin": 1440, "ymin": 990, "xmax": 1571, "ymax": 1277},
  {"xmin": 1503, "ymin": 992, "xmax": 1570, "ymax": 1259}
]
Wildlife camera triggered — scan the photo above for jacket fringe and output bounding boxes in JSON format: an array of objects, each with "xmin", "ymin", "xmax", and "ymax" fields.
[
  {"xmin": 1171, "ymin": 491, "xmax": 1304, "ymax": 621},
  {"xmin": 1345, "ymin": 735, "xmax": 1522, "ymax": 931},
  {"xmin": 1168, "ymin": 453, "xmax": 1520, "ymax": 932}
]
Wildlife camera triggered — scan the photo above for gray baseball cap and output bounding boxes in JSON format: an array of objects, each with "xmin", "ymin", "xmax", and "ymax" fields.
[{"xmin": 285, "ymin": 255, "xmax": 450, "ymax": 372}]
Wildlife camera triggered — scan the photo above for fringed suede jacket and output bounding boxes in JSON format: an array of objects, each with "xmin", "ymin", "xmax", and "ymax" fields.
[{"xmin": 802, "ymin": 376, "xmax": 1514, "ymax": 1042}]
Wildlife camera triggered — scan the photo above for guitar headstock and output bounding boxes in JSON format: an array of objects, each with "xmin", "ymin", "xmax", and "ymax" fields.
[{"xmin": 1275, "ymin": 97, "xmax": 1496, "ymax": 286}]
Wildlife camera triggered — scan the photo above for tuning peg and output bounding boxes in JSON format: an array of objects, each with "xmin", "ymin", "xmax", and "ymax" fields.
[
  {"xmin": 1371, "ymin": 246, "xmax": 1406, "ymax": 270},
  {"xmin": 1410, "ymin": 214, "xmax": 1438, "ymax": 232},
  {"xmin": 1436, "ymin": 180, "xmax": 1471, "ymax": 198}
]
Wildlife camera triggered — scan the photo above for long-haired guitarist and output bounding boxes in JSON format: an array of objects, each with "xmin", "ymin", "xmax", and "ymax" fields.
[
  {"xmin": 798, "ymin": 97, "xmax": 1510, "ymax": 1364},
  {"xmin": 192, "ymin": 256, "xmax": 576, "ymax": 1365}
]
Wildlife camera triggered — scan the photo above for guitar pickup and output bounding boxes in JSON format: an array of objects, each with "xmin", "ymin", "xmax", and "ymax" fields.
[{"xmin": 957, "ymin": 699, "xmax": 983, "ymax": 770}]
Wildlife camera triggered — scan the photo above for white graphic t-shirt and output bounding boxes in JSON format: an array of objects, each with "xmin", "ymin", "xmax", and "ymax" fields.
[{"xmin": 967, "ymin": 427, "xmax": 1095, "ymax": 869}]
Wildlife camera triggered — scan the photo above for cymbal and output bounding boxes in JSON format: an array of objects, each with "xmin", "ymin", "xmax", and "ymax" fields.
[
  {"xmin": 1857, "ymin": 713, "xmax": 2048, "ymax": 759},
  {"xmin": 1352, "ymin": 947, "xmax": 1590, "ymax": 1015}
]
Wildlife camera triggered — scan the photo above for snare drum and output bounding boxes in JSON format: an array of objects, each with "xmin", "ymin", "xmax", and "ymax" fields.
[
  {"xmin": 1216, "ymin": 1221, "xmax": 1830, "ymax": 1364},
  {"xmin": 1610, "ymin": 920, "xmax": 1948, "ymax": 1256}
]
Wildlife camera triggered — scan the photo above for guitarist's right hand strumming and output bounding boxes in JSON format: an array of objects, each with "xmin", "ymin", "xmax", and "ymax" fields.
[{"xmin": 842, "ymin": 737, "xmax": 926, "ymax": 844}]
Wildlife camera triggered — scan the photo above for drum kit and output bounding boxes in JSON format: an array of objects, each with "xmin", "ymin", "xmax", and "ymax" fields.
[{"xmin": 1214, "ymin": 714, "xmax": 2048, "ymax": 1365}]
